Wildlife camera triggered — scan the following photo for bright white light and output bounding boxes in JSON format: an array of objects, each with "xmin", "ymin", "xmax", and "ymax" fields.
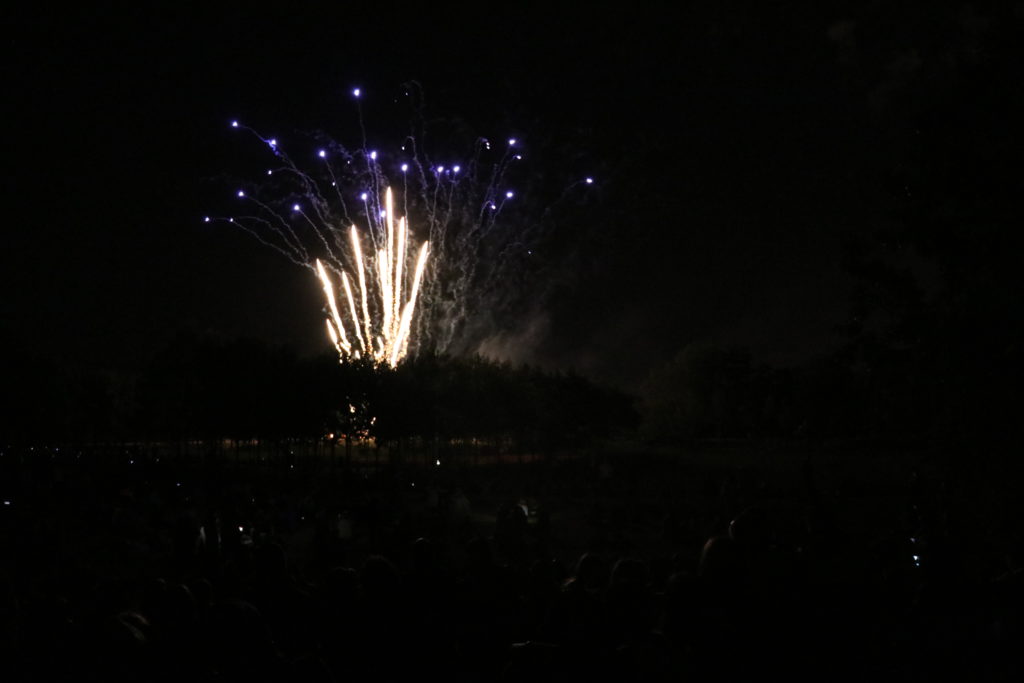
[
  {"xmin": 353, "ymin": 88, "xmax": 361, "ymax": 97},
  {"xmin": 437, "ymin": 165, "xmax": 445, "ymax": 173},
  {"xmin": 401, "ymin": 163, "xmax": 409, "ymax": 172},
  {"xmin": 361, "ymin": 192, "xmax": 368, "ymax": 201},
  {"xmin": 268, "ymin": 139, "xmax": 277, "ymax": 147},
  {"xmin": 505, "ymin": 191, "xmax": 514, "ymax": 198},
  {"xmin": 585, "ymin": 177, "xmax": 594, "ymax": 184},
  {"xmin": 203, "ymin": 216, "xmax": 210, "ymax": 222},
  {"xmin": 435, "ymin": 459, "xmax": 441, "ymax": 466},
  {"xmin": 315, "ymin": 188, "xmax": 430, "ymax": 368},
  {"xmin": 293, "ymin": 204, "xmax": 301, "ymax": 211},
  {"xmin": 370, "ymin": 151, "xmax": 377, "ymax": 160},
  {"xmin": 508, "ymin": 138, "xmax": 517, "ymax": 146},
  {"xmin": 318, "ymin": 150, "xmax": 326, "ymax": 158},
  {"xmin": 231, "ymin": 121, "xmax": 239, "ymax": 128},
  {"xmin": 453, "ymin": 165, "xmax": 460, "ymax": 173},
  {"xmin": 237, "ymin": 190, "xmax": 245, "ymax": 197}
]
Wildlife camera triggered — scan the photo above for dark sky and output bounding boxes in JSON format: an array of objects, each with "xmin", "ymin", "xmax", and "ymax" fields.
[{"xmin": 4, "ymin": 2, "xmax": 1021, "ymax": 389}]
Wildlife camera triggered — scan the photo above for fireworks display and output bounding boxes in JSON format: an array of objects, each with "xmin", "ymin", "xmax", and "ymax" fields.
[
  {"xmin": 314, "ymin": 188, "xmax": 430, "ymax": 366},
  {"xmin": 209, "ymin": 86, "xmax": 593, "ymax": 365}
]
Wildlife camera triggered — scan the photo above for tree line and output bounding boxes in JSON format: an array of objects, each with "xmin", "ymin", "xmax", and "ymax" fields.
[
  {"xmin": 0, "ymin": 333, "xmax": 638, "ymax": 451},
  {"xmin": 3, "ymin": 311, "xmax": 1016, "ymax": 450}
]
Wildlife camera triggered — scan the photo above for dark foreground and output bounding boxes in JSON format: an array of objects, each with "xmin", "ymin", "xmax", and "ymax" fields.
[{"xmin": 1, "ymin": 441, "xmax": 1021, "ymax": 681}]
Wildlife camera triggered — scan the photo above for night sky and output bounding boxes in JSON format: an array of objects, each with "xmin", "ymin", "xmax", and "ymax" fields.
[{"xmin": 5, "ymin": 2, "xmax": 1021, "ymax": 390}]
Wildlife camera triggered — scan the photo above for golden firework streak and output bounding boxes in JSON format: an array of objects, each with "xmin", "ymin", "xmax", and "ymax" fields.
[
  {"xmin": 316, "ymin": 260, "xmax": 351, "ymax": 355},
  {"xmin": 340, "ymin": 272, "xmax": 365, "ymax": 354},
  {"xmin": 316, "ymin": 188, "xmax": 429, "ymax": 367},
  {"xmin": 390, "ymin": 240, "xmax": 429, "ymax": 367}
]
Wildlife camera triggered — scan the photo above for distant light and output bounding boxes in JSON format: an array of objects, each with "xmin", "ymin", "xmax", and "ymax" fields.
[
  {"xmin": 370, "ymin": 150, "xmax": 377, "ymax": 160},
  {"xmin": 401, "ymin": 163, "xmax": 409, "ymax": 172},
  {"xmin": 293, "ymin": 204, "xmax": 301, "ymax": 212},
  {"xmin": 3, "ymin": 501, "xmax": 9, "ymax": 506},
  {"xmin": 231, "ymin": 120, "xmax": 239, "ymax": 128},
  {"xmin": 437, "ymin": 165, "xmax": 445, "ymax": 173},
  {"xmin": 585, "ymin": 177, "xmax": 594, "ymax": 184},
  {"xmin": 203, "ymin": 216, "xmax": 210, "ymax": 222},
  {"xmin": 514, "ymin": 155, "xmax": 522, "ymax": 160},
  {"xmin": 508, "ymin": 138, "xmax": 517, "ymax": 146},
  {"xmin": 239, "ymin": 526, "xmax": 244, "ymax": 532},
  {"xmin": 379, "ymin": 209, "xmax": 387, "ymax": 218},
  {"xmin": 505, "ymin": 191, "xmax": 514, "ymax": 198},
  {"xmin": 353, "ymin": 88, "xmax": 361, "ymax": 97},
  {"xmin": 489, "ymin": 203, "xmax": 497, "ymax": 210},
  {"xmin": 360, "ymin": 192, "xmax": 368, "ymax": 201},
  {"xmin": 435, "ymin": 459, "xmax": 441, "ymax": 466},
  {"xmin": 318, "ymin": 150, "xmax": 326, "ymax": 158},
  {"xmin": 266, "ymin": 170, "xmax": 273, "ymax": 175},
  {"xmin": 453, "ymin": 165, "xmax": 460, "ymax": 173},
  {"xmin": 237, "ymin": 190, "xmax": 245, "ymax": 197},
  {"xmin": 268, "ymin": 138, "xmax": 277, "ymax": 147}
]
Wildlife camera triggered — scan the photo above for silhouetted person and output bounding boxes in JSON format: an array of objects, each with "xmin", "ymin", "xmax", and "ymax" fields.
[
  {"xmin": 356, "ymin": 554, "xmax": 410, "ymax": 679},
  {"xmin": 244, "ymin": 542, "xmax": 313, "ymax": 659},
  {"xmin": 202, "ymin": 599, "xmax": 284, "ymax": 683},
  {"xmin": 456, "ymin": 537, "xmax": 517, "ymax": 678}
]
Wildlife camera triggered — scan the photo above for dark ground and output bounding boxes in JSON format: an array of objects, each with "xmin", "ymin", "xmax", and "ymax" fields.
[{"xmin": 2, "ymin": 440, "xmax": 1021, "ymax": 681}]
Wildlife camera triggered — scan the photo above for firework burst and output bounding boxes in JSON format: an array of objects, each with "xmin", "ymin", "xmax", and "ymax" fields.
[
  {"xmin": 208, "ymin": 86, "xmax": 593, "ymax": 364},
  {"xmin": 314, "ymin": 187, "xmax": 429, "ymax": 366}
]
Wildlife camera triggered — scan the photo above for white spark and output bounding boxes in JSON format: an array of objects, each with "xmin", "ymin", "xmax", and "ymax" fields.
[{"xmin": 314, "ymin": 199, "xmax": 430, "ymax": 367}]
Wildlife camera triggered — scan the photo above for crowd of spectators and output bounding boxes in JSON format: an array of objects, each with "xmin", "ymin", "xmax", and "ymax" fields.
[{"xmin": 1, "ymin": 444, "xmax": 1021, "ymax": 681}]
